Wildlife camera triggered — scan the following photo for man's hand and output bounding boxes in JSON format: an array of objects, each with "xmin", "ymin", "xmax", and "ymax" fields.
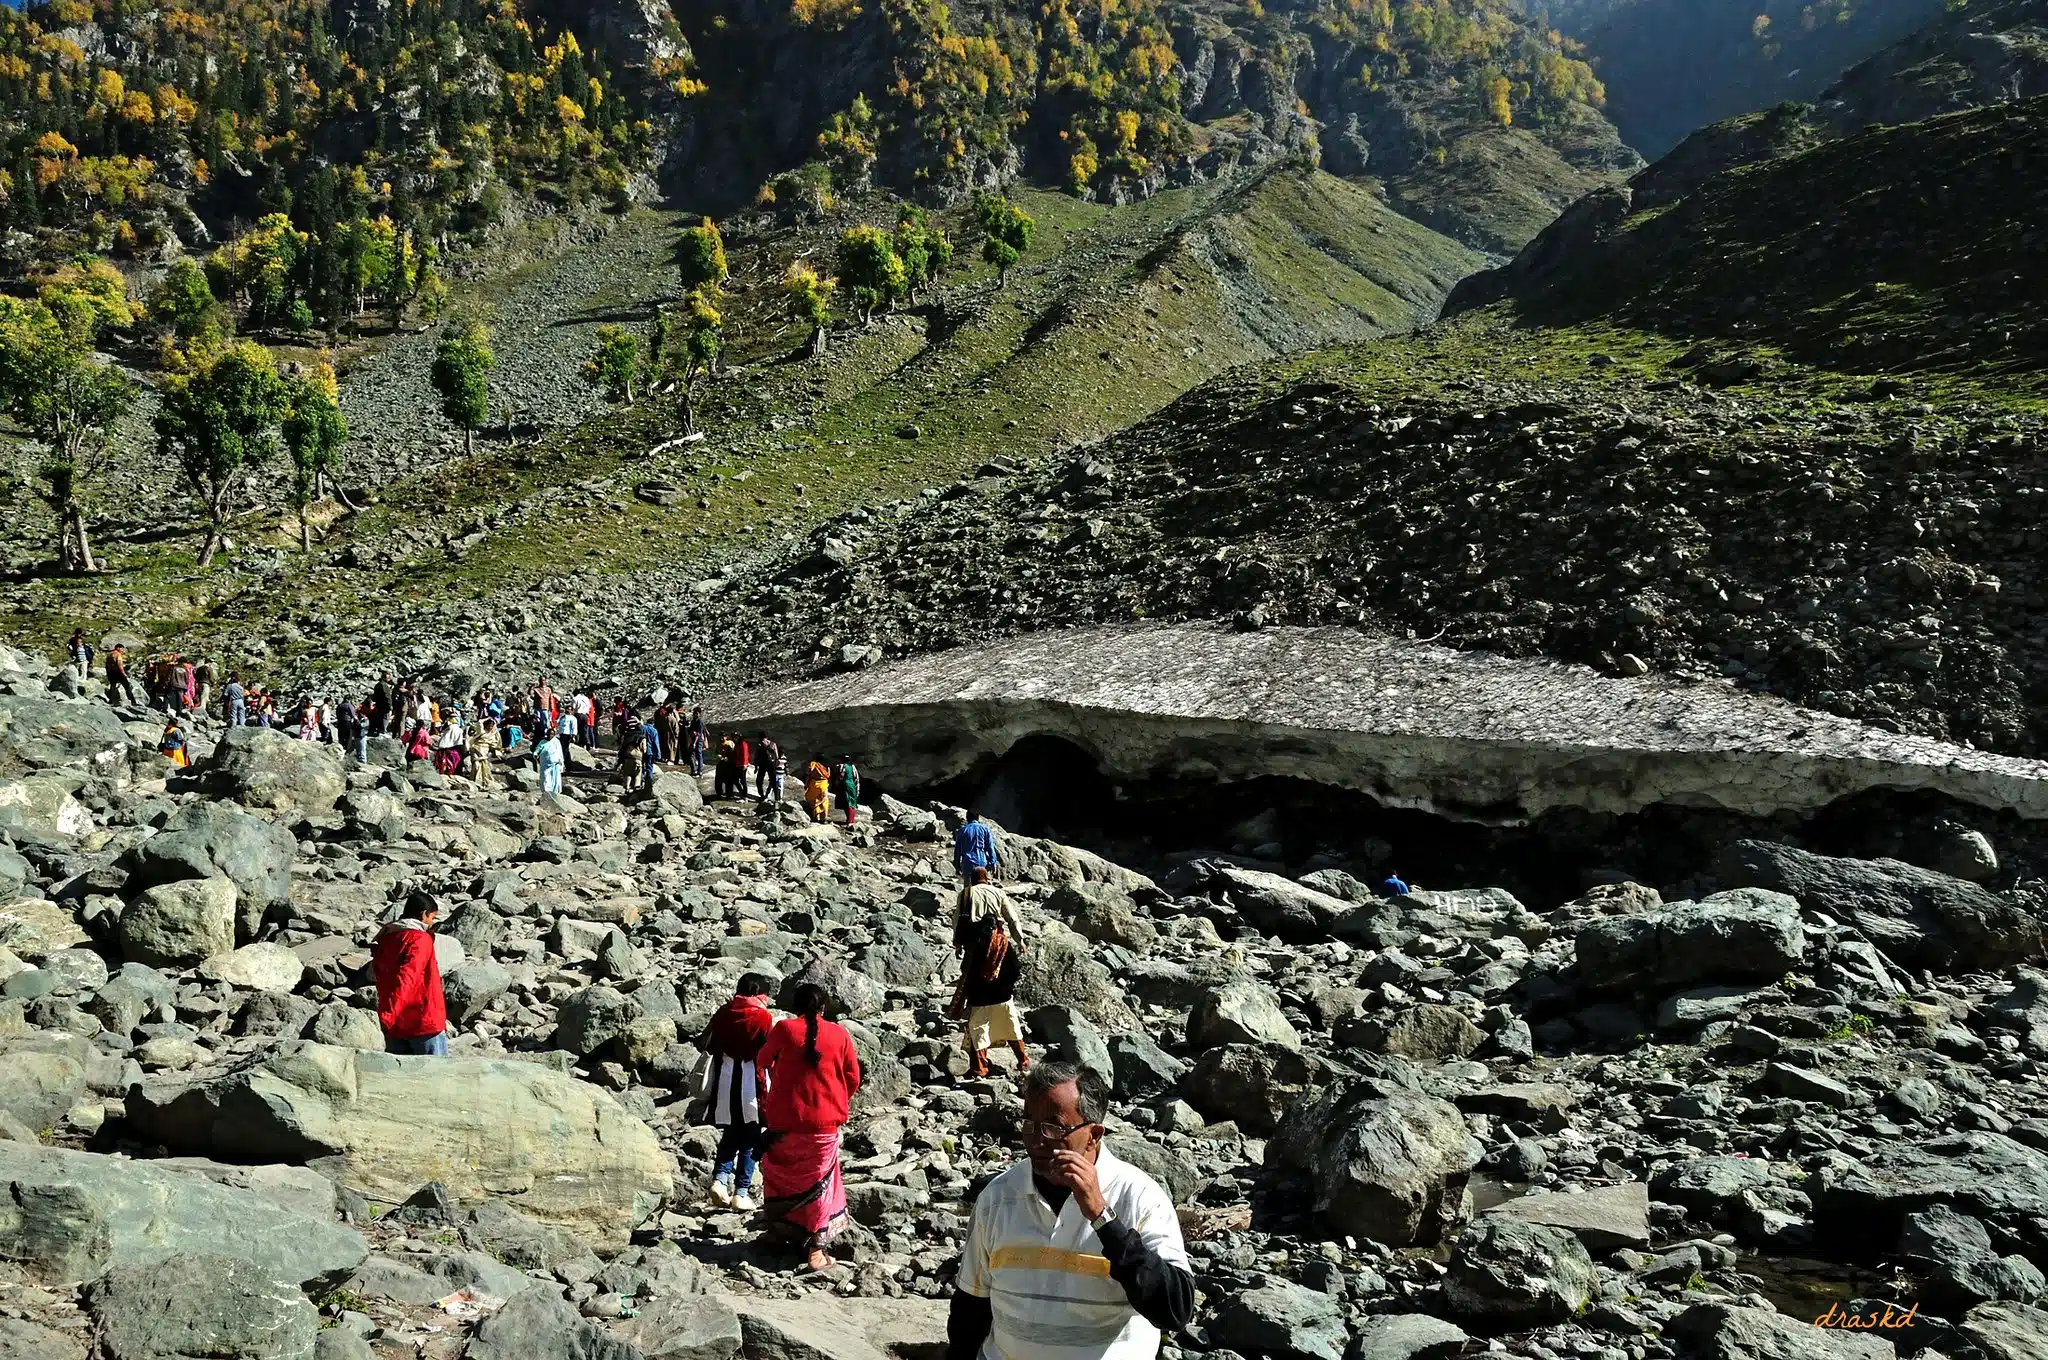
[{"xmin": 1049, "ymin": 1148, "xmax": 1107, "ymax": 1221}]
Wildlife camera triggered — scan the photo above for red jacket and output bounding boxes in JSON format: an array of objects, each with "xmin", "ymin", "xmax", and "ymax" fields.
[
  {"xmin": 373, "ymin": 921, "xmax": 446, "ymax": 1038},
  {"xmin": 758, "ymin": 1015, "xmax": 861, "ymax": 1130},
  {"xmin": 709, "ymin": 994, "xmax": 774, "ymax": 1060}
]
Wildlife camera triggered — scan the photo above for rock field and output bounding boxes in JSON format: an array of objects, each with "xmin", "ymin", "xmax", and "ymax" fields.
[{"xmin": 4, "ymin": 643, "xmax": 2048, "ymax": 1360}]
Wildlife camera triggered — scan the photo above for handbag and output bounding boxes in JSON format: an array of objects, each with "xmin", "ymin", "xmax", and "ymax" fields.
[{"xmin": 681, "ymin": 1041, "xmax": 716, "ymax": 1126}]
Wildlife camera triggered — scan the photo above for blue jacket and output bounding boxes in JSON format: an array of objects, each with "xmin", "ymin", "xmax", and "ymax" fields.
[{"xmin": 954, "ymin": 819, "xmax": 1000, "ymax": 874}]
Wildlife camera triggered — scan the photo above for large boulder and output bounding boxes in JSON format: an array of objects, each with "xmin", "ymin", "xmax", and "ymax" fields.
[
  {"xmin": 119, "ymin": 877, "xmax": 238, "ymax": 967},
  {"xmin": 197, "ymin": 725, "xmax": 345, "ymax": 814},
  {"xmin": 124, "ymin": 802, "xmax": 296, "ymax": 939},
  {"xmin": 1576, "ymin": 888, "xmax": 1804, "ymax": 991},
  {"xmin": 613, "ymin": 1293, "xmax": 744, "ymax": 1360},
  {"xmin": 444, "ymin": 961, "xmax": 512, "ymax": 1026},
  {"xmin": 0, "ymin": 897, "xmax": 89, "ymax": 960},
  {"xmin": 0, "ymin": 695, "xmax": 129, "ymax": 772},
  {"xmin": 1812, "ymin": 1132, "xmax": 2048, "ymax": 1263},
  {"xmin": 0, "ymin": 776, "xmax": 96, "ymax": 843},
  {"xmin": 1188, "ymin": 976, "xmax": 1300, "ymax": 1052},
  {"xmin": 85, "ymin": 1254, "xmax": 320, "ymax": 1360},
  {"xmin": 200, "ymin": 943, "xmax": 304, "ymax": 993},
  {"xmin": 649, "ymin": 770, "xmax": 704, "ymax": 813},
  {"xmin": 1016, "ymin": 927, "xmax": 1137, "ymax": 1030},
  {"xmin": 1444, "ymin": 1218, "xmax": 1597, "ymax": 1330},
  {"xmin": 1208, "ymin": 1275, "xmax": 1349, "ymax": 1360},
  {"xmin": 1719, "ymin": 840, "xmax": 2045, "ymax": 972},
  {"xmin": 0, "ymin": 1141, "xmax": 365, "ymax": 1288},
  {"xmin": 777, "ymin": 956, "xmax": 884, "ymax": 1021},
  {"xmin": 464, "ymin": 1284, "xmax": 636, "ymax": 1360},
  {"xmin": 125, "ymin": 1043, "xmax": 672, "ymax": 1250},
  {"xmin": 1346, "ymin": 1004, "xmax": 1484, "ymax": 1061},
  {"xmin": 1667, "ymin": 1301, "xmax": 1897, "ymax": 1359},
  {"xmin": 1267, "ymin": 1071, "xmax": 1482, "ymax": 1245},
  {"xmin": 1174, "ymin": 861, "xmax": 1354, "ymax": 942},
  {"xmin": 0, "ymin": 1031, "xmax": 89, "ymax": 1130},
  {"xmin": 1181, "ymin": 1044, "xmax": 1314, "ymax": 1135},
  {"xmin": 554, "ymin": 984, "xmax": 641, "ymax": 1055}
]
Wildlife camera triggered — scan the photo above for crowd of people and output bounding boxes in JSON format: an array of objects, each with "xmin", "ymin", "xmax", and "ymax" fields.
[{"xmin": 77, "ymin": 627, "xmax": 1194, "ymax": 1353}]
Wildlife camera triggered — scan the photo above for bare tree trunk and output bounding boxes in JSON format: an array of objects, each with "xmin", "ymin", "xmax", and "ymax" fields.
[
  {"xmin": 464, "ymin": 425, "xmax": 474, "ymax": 458},
  {"xmin": 300, "ymin": 507, "xmax": 312, "ymax": 554},
  {"xmin": 808, "ymin": 325, "xmax": 827, "ymax": 357},
  {"xmin": 198, "ymin": 522, "xmax": 223, "ymax": 568},
  {"xmin": 66, "ymin": 505, "xmax": 97, "ymax": 574}
]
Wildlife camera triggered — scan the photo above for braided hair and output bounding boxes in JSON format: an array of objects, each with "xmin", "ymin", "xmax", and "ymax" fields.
[{"xmin": 793, "ymin": 981, "xmax": 828, "ymax": 1065}]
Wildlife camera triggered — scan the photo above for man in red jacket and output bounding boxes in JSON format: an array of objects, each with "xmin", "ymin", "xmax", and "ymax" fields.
[{"xmin": 373, "ymin": 899, "xmax": 448, "ymax": 1055}]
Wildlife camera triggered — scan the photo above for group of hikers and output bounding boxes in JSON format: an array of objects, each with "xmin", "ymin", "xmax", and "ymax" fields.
[
  {"xmin": 107, "ymin": 641, "xmax": 870, "ymax": 826},
  {"xmin": 365, "ymin": 804, "xmax": 1197, "ymax": 1357},
  {"xmin": 81, "ymin": 621, "xmax": 1191, "ymax": 1355}
]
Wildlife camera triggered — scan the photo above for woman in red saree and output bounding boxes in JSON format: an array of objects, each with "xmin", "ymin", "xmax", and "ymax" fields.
[{"xmin": 755, "ymin": 981, "xmax": 862, "ymax": 1272}]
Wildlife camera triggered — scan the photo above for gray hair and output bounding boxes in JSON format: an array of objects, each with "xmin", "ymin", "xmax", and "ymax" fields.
[{"xmin": 1023, "ymin": 1060, "xmax": 1111, "ymax": 1124}]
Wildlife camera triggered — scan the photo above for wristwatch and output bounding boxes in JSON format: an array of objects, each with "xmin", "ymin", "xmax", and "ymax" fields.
[{"xmin": 1088, "ymin": 1205, "xmax": 1116, "ymax": 1232}]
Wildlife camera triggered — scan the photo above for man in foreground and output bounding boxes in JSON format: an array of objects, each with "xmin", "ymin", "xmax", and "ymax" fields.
[
  {"xmin": 373, "ymin": 897, "xmax": 448, "ymax": 1055},
  {"xmin": 948, "ymin": 1063, "xmax": 1193, "ymax": 1360}
]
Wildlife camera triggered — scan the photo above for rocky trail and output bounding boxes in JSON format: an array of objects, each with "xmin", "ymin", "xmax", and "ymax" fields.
[{"xmin": 3, "ymin": 630, "xmax": 2048, "ymax": 1360}]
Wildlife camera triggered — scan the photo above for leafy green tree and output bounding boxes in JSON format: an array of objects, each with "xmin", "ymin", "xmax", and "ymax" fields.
[
  {"xmin": 0, "ymin": 299, "xmax": 136, "ymax": 573},
  {"xmin": 431, "ymin": 321, "xmax": 495, "ymax": 456},
  {"xmin": 835, "ymin": 225, "xmax": 905, "ymax": 324},
  {"xmin": 677, "ymin": 216, "xmax": 728, "ymax": 294},
  {"xmin": 976, "ymin": 193, "xmax": 1034, "ymax": 287},
  {"xmin": 782, "ymin": 261, "xmax": 836, "ymax": 356},
  {"xmin": 281, "ymin": 364, "xmax": 347, "ymax": 555},
  {"xmin": 583, "ymin": 323, "xmax": 640, "ymax": 405},
  {"xmin": 678, "ymin": 289, "xmax": 721, "ymax": 437},
  {"xmin": 148, "ymin": 260, "xmax": 227, "ymax": 343},
  {"xmin": 154, "ymin": 340, "xmax": 289, "ymax": 567}
]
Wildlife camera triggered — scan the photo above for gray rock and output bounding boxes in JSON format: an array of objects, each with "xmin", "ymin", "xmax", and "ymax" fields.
[
  {"xmin": 1444, "ymin": 1217, "xmax": 1597, "ymax": 1329},
  {"xmin": 125, "ymin": 802, "xmax": 296, "ymax": 939},
  {"xmin": 125, "ymin": 1043, "xmax": 671, "ymax": 1251},
  {"xmin": 1107, "ymin": 1031, "xmax": 1186, "ymax": 1101},
  {"xmin": 1048, "ymin": 883, "xmax": 1156, "ymax": 951},
  {"xmin": 465, "ymin": 1199, "xmax": 589, "ymax": 1271},
  {"xmin": 1719, "ymin": 840, "xmax": 2043, "ymax": 972},
  {"xmin": 445, "ymin": 961, "xmax": 513, "ymax": 1026},
  {"xmin": 650, "ymin": 770, "xmax": 704, "ymax": 813},
  {"xmin": 1964, "ymin": 1302, "xmax": 2048, "ymax": 1360},
  {"xmin": 778, "ymin": 955, "xmax": 884, "ymax": 1021},
  {"xmin": 1350, "ymin": 1315, "xmax": 1467, "ymax": 1360},
  {"xmin": 1015, "ymin": 927, "xmax": 1136, "ymax": 1031},
  {"xmin": 86, "ymin": 1254, "xmax": 319, "ymax": 1360},
  {"xmin": 200, "ymin": 942, "xmax": 305, "ymax": 993},
  {"xmin": 1267, "ymin": 1073, "xmax": 1480, "ymax": 1245},
  {"xmin": 1666, "ymin": 1301, "xmax": 1897, "ymax": 1358},
  {"xmin": 1346, "ymin": 1004, "xmax": 1483, "ymax": 1061},
  {"xmin": 1485, "ymin": 1182, "xmax": 1651, "ymax": 1251},
  {"xmin": 305, "ymin": 1004, "xmax": 384, "ymax": 1051},
  {"xmin": 726, "ymin": 1294, "xmax": 949, "ymax": 1360},
  {"xmin": 1209, "ymin": 1275, "xmax": 1348, "ymax": 1360},
  {"xmin": 596, "ymin": 929, "xmax": 645, "ymax": 983},
  {"xmin": 1653, "ymin": 1156, "xmax": 1778, "ymax": 1223},
  {"xmin": 1764, "ymin": 1063, "xmax": 1862, "ymax": 1110},
  {"xmin": 614, "ymin": 1293, "xmax": 744, "ymax": 1360},
  {"xmin": 198, "ymin": 725, "xmax": 346, "ymax": 814},
  {"xmin": 120, "ymin": 877, "xmax": 237, "ymax": 967},
  {"xmin": 0, "ymin": 1031, "xmax": 88, "ymax": 1130},
  {"xmin": 1181, "ymin": 1043, "xmax": 1313, "ymax": 1134},
  {"xmin": 0, "ymin": 1141, "xmax": 365, "ymax": 1288},
  {"xmin": 1188, "ymin": 976, "xmax": 1300, "ymax": 1052},
  {"xmin": 1935, "ymin": 828, "xmax": 2000, "ymax": 883},
  {"xmin": 1576, "ymin": 888, "xmax": 1804, "ymax": 990},
  {"xmin": 1178, "ymin": 861, "xmax": 1354, "ymax": 942},
  {"xmin": 0, "ymin": 1317, "xmax": 86, "ymax": 1360},
  {"xmin": 0, "ymin": 695, "xmax": 129, "ymax": 772},
  {"xmin": 555, "ymin": 984, "xmax": 641, "ymax": 1055},
  {"xmin": 1814, "ymin": 1132, "xmax": 2048, "ymax": 1262},
  {"xmin": 465, "ymin": 1284, "xmax": 641, "ymax": 1360},
  {"xmin": 859, "ymin": 921, "xmax": 938, "ymax": 990}
]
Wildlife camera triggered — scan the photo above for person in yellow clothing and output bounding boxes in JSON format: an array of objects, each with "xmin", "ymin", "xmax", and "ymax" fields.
[{"xmin": 804, "ymin": 760, "xmax": 832, "ymax": 822}]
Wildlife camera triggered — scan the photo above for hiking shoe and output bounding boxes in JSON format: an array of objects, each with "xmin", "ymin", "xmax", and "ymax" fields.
[
  {"xmin": 708, "ymin": 1176, "xmax": 733, "ymax": 1206},
  {"xmin": 733, "ymin": 1191, "xmax": 757, "ymax": 1212}
]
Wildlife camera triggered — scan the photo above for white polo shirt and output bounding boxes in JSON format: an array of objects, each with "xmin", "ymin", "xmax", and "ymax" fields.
[{"xmin": 957, "ymin": 1146, "xmax": 1189, "ymax": 1360}]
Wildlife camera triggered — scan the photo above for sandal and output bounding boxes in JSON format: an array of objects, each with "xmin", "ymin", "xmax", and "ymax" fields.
[{"xmin": 805, "ymin": 1248, "xmax": 835, "ymax": 1273}]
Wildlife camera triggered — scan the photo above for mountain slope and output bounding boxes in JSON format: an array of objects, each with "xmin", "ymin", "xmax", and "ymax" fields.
[
  {"xmin": 1445, "ymin": 92, "xmax": 2048, "ymax": 384},
  {"xmin": 0, "ymin": 167, "xmax": 1484, "ymax": 653},
  {"xmin": 1549, "ymin": 0, "xmax": 1947, "ymax": 156}
]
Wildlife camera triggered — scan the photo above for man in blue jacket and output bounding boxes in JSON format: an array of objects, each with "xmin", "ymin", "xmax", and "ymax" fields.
[{"xmin": 954, "ymin": 809, "xmax": 1001, "ymax": 883}]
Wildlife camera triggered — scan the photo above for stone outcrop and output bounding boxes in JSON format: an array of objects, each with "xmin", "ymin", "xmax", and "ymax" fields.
[
  {"xmin": 125, "ymin": 1043, "xmax": 672, "ymax": 1249},
  {"xmin": 716, "ymin": 624, "xmax": 2048, "ymax": 825},
  {"xmin": 0, "ymin": 1141, "xmax": 366, "ymax": 1288}
]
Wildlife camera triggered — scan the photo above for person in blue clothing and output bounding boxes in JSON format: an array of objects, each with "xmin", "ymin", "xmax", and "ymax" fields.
[
  {"xmin": 953, "ymin": 809, "xmax": 1001, "ymax": 883},
  {"xmin": 639, "ymin": 715, "xmax": 662, "ymax": 788},
  {"xmin": 1382, "ymin": 874, "xmax": 1410, "ymax": 897}
]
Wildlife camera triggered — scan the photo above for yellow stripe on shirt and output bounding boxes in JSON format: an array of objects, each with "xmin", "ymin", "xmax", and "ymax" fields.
[{"xmin": 989, "ymin": 1246, "xmax": 1113, "ymax": 1277}]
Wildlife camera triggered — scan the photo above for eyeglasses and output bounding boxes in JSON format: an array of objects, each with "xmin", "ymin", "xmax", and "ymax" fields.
[{"xmin": 1020, "ymin": 1117, "xmax": 1094, "ymax": 1143}]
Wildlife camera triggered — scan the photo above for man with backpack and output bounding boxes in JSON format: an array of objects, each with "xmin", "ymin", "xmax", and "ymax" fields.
[{"xmin": 952, "ymin": 908, "xmax": 1028, "ymax": 1079}]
